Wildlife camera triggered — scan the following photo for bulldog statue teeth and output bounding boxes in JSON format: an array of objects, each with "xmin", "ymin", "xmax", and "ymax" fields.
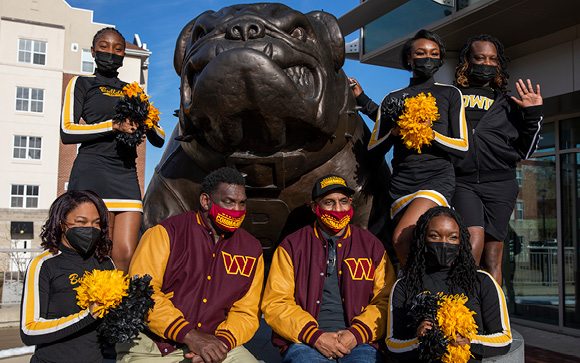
[{"xmin": 143, "ymin": 3, "xmax": 392, "ymax": 258}]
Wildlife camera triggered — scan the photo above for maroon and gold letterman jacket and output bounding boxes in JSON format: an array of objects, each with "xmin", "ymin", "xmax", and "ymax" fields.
[
  {"xmin": 261, "ymin": 223, "xmax": 396, "ymax": 353},
  {"xmin": 128, "ymin": 210, "xmax": 264, "ymax": 356}
]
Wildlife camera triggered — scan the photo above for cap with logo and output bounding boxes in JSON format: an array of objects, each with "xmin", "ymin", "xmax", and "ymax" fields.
[{"xmin": 311, "ymin": 174, "xmax": 355, "ymax": 200}]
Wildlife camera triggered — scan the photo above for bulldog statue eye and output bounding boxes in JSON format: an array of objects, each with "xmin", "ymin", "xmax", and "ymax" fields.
[{"xmin": 290, "ymin": 27, "xmax": 307, "ymax": 42}]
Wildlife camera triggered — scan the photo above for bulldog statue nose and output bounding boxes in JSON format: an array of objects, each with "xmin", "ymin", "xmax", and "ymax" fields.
[{"xmin": 226, "ymin": 19, "xmax": 265, "ymax": 41}]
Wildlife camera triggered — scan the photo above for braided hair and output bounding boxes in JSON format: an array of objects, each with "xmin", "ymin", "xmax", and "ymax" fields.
[
  {"xmin": 455, "ymin": 34, "xmax": 510, "ymax": 92},
  {"xmin": 403, "ymin": 206, "xmax": 477, "ymax": 305},
  {"xmin": 92, "ymin": 27, "xmax": 126, "ymax": 50}
]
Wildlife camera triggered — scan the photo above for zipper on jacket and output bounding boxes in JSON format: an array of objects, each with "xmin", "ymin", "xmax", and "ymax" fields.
[{"xmin": 473, "ymin": 128, "xmax": 481, "ymax": 183}]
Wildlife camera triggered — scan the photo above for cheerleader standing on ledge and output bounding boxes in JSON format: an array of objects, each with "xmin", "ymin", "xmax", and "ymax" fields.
[
  {"xmin": 20, "ymin": 191, "xmax": 114, "ymax": 363},
  {"xmin": 60, "ymin": 27, "xmax": 165, "ymax": 273},
  {"xmin": 385, "ymin": 207, "xmax": 512, "ymax": 362},
  {"xmin": 451, "ymin": 34, "xmax": 542, "ymax": 286},
  {"xmin": 349, "ymin": 29, "xmax": 468, "ymax": 267}
]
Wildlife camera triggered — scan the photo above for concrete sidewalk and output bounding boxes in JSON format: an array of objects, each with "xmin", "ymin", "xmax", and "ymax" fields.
[{"xmin": 1, "ymin": 320, "xmax": 579, "ymax": 362}]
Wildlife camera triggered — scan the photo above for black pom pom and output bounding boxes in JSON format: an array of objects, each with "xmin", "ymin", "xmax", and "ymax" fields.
[
  {"xmin": 97, "ymin": 274, "xmax": 155, "ymax": 345},
  {"xmin": 418, "ymin": 327, "xmax": 449, "ymax": 362},
  {"xmin": 113, "ymin": 95, "xmax": 150, "ymax": 147},
  {"xmin": 408, "ymin": 291, "xmax": 441, "ymax": 325}
]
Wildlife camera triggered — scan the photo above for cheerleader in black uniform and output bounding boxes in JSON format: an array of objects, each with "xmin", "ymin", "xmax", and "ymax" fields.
[
  {"xmin": 451, "ymin": 34, "xmax": 542, "ymax": 285},
  {"xmin": 350, "ymin": 30, "xmax": 468, "ymax": 267},
  {"xmin": 60, "ymin": 28, "xmax": 165, "ymax": 272}
]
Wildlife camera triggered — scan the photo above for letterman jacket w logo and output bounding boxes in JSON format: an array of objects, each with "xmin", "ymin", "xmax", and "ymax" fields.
[
  {"xmin": 262, "ymin": 223, "xmax": 396, "ymax": 353},
  {"xmin": 128, "ymin": 211, "xmax": 264, "ymax": 356}
]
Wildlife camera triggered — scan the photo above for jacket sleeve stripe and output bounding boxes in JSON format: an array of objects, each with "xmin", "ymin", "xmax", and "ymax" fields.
[
  {"xmin": 433, "ymin": 86, "xmax": 469, "ymax": 151},
  {"xmin": 368, "ymin": 94, "xmax": 395, "ymax": 150},
  {"xmin": 385, "ymin": 279, "xmax": 420, "ymax": 352},
  {"xmin": 524, "ymin": 116, "xmax": 543, "ymax": 159},
  {"xmin": 471, "ymin": 271, "xmax": 512, "ymax": 347},
  {"xmin": 61, "ymin": 76, "xmax": 114, "ymax": 135},
  {"xmin": 166, "ymin": 317, "xmax": 188, "ymax": 341},
  {"xmin": 215, "ymin": 330, "xmax": 236, "ymax": 350},
  {"xmin": 21, "ymin": 252, "xmax": 90, "ymax": 336},
  {"xmin": 153, "ymin": 124, "xmax": 165, "ymax": 138}
]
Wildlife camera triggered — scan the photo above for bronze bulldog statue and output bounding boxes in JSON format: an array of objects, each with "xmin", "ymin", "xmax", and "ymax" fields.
[{"xmin": 143, "ymin": 3, "xmax": 391, "ymax": 257}]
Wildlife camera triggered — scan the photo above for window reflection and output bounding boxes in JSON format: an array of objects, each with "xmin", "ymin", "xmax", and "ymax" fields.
[
  {"xmin": 560, "ymin": 152, "xmax": 580, "ymax": 329},
  {"xmin": 506, "ymin": 156, "xmax": 558, "ymax": 325},
  {"xmin": 363, "ymin": 0, "xmax": 451, "ymax": 54}
]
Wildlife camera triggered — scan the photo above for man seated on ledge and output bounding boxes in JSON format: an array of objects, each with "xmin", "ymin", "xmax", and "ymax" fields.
[
  {"xmin": 117, "ymin": 167, "xmax": 264, "ymax": 363},
  {"xmin": 262, "ymin": 174, "xmax": 396, "ymax": 362}
]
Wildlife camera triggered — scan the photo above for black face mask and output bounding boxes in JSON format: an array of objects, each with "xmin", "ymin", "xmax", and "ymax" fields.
[
  {"xmin": 469, "ymin": 63, "xmax": 497, "ymax": 84},
  {"xmin": 65, "ymin": 227, "xmax": 100, "ymax": 255},
  {"xmin": 412, "ymin": 57, "xmax": 443, "ymax": 78},
  {"xmin": 425, "ymin": 242, "xmax": 460, "ymax": 267},
  {"xmin": 94, "ymin": 51, "xmax": 123, "ymax": 75}
]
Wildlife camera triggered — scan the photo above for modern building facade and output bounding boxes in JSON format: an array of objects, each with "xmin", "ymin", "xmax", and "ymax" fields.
[
  {"xmin": 339, "ymin": 0, "xmax": 580, "ymax": 335},
  {"xmin": 0, "ymin": 0, "xmax": 150, "ymax": 265}
]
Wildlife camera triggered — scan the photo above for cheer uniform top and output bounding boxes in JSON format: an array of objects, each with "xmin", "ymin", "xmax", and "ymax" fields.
[
  {"xmin": 261, "ymin": 223, "xmax": 396, "ymax": 354},
  {"xmin": 60, "ymin": 69, "xmax": 165, "ymax": 212},
  {"xmin": 451, "ymin": 86, "xmax": 543, "ymax": 240},
  {"xmin": 128, "ymin": 210, "xmax": 264, "ymax": 356},
  {"xmin": 20, "ymin": 245, "xmax": 115, "ymax": 363},
  {"xmin": 386, "ymin": 268, "xmax": 512, "ymax": 362},
  {"xmin": 357, "ymin": 77, "xmax": 468, "ymax": 218}
]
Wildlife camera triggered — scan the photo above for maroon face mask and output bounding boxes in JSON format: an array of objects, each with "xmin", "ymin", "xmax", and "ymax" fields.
[
  {"xmin": 315, "ymin": 205, "xmax": 353, "ymax": 232},
  {"xmin": 207, "ymin": 201, "xmax": 246, "ymax": 232}
]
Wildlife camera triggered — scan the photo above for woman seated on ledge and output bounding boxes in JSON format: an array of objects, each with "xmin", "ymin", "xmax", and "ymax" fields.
[{"xmin": 385, "ymin": 206, "xmax": 512, "ymax": 362}]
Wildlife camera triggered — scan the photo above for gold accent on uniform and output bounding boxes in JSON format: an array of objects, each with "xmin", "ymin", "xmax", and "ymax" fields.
[{"xmin": 99, "ymin": 87, "xmax": 124, "ymax": 97}]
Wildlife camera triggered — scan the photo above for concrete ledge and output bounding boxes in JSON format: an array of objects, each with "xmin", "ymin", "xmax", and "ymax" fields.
[{"xmin": 482, "ymin": 329, "xmax": 524, "ymax": 363}]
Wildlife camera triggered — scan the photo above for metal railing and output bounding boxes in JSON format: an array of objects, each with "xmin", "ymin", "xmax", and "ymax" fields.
[
  {"xmin": 513, "ymin": 246, "xmax": 574, "ymax": 286},
  {"xmin": 0, "ymin": 249, "xmax": 43, "ymax": 306}
]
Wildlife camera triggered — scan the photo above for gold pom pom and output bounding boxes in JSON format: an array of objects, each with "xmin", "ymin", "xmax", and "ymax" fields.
[
  {"xmin": 397, "ymin": 92, "xmax": 439, "ymax": 153},
  {"xmin": 437, "ymin": 293, "xmax": 478, "ymax": 363},
  {"xmin": 75, "ymin": 269, "xmax": 129, "ymax": 318},
  {"xmin": 121, "ymin": 82, "xmax": 159, "ymax": 130}
]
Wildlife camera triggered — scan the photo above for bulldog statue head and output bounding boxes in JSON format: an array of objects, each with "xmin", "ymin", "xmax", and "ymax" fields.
[
  {"xmin": 143, "ymin": 3, "xmax": 392, "ymax": 258},
  {"xmin": 174, "ymin": 3, "xmax": 346, "ymax": 154}
]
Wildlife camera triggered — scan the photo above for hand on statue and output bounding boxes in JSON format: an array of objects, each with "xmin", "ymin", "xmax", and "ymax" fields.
[
  {"xmin": 314, "ymin": 332, "xmax": 350, "ymax": 360},
  {"xmin": 347, "ymin": 77, "xmax": 363, "ymax": 98},
  {"xmin": 183, "ymin": 329, "xmax": 228, "ymax": 363}
]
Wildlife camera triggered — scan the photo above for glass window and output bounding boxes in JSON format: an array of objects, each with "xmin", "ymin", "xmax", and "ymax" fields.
[
  {"xmin": 82, "ymin": 49, "xmax": 95, "ymax": 73},
  {"xmin": 507, "ymin": 156, "xmax": 558, "ymax": 325},
  {"xmin": 559, "ymin": 116, "xmax": 580, "ymax": 150},
  {"xmin": 516, "ymin": 169, "xmax": 522, "ymax": 187},
  {"xmin": 457, "ymin": 0, "xmax": 483, "ymax": 10},
  {"xmin": 11, "ymin": 184, "xmax": 39, "ymax": 208},
  {"xmin": 363, "ymin": 0, "xmax": 452, "ymax": 54},
  {"xmin": 18, "ymin": 38, "xmax": 46, "ymax": 65},
  {"xmin": 560, "ymin": 152, "xmax": 580, "ymax": 329},
  {"xmin": 13, "ymin": 135, "xmax": 42, "ymax": 160},
  {"xmin": 516, "ymin": 201, "xmax": 524, "ymax": 220},
  {"xmin": 537, "ymin": 122, "xmax": 555, "ymax": 152},
  {"xmin": 15, "ymin": 87, "xmax": 44, "ymax": 113}
]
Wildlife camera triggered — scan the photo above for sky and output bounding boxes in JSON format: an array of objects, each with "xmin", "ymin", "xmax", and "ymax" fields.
[{"xmin": 65, "ymin": 0, "xmax": 410, "ymax": 188}]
